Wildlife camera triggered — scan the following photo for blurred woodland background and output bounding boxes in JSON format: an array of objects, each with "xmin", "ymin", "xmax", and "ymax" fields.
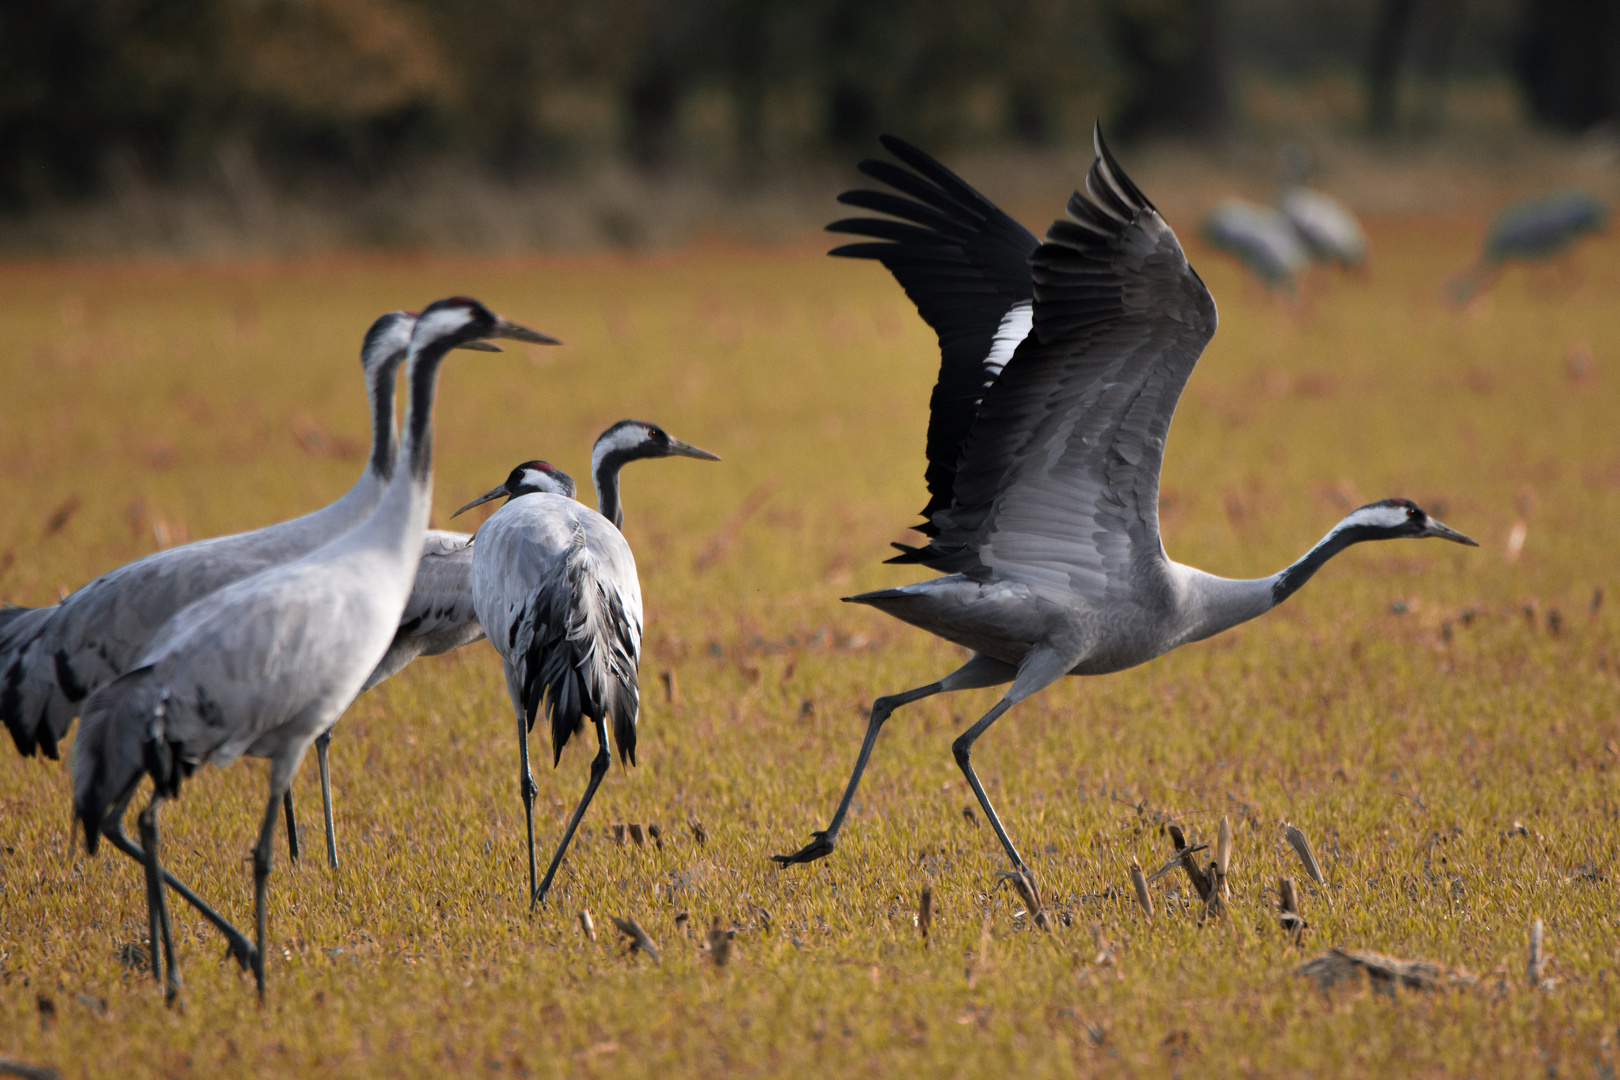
[{"xmin": 3, "ymin": 0, "xmax": 1617, "ymax": 255}]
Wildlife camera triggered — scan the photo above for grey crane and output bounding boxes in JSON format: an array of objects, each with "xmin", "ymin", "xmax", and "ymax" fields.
[
  {"xmin": 1201, "ymin": 198, "xmax": 1309, "ymax": 290},
  {"xmin": 1448, "ymin": 190, "xmax": 1609, "ymax": 306},
  {"xmin": 772, "ymin": 130, "xmax": 1477, "ymax": 876},
  {"xmin": 0, "ymin": 311, "xmax": 496, "ymax": 764},
  {"xmin": 458, "ymin": 421, "xmax": 719, "ymax": 909},
  {"xmin": 1279, "ymin": 187, "xmax": 1366, "ymax": 269},
  {"xmin": 1276, "ymin": 142, "xmax": 1367, "ymax": 269},
  {"xmin": 72, "ymin": 297, "xmax": 555, "ymax": 1002}
]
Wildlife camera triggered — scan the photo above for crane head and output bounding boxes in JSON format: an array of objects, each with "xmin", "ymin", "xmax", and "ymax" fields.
[
  {"xmin": 590, "ymin": 420, "xmax": 722, "ymax": 474},
  {"xmin": 1339, "ymin": 498, "xmax": 1477, "ymax": 546},
  {"xmin": 361, "ymin": 309, "xmax": 507, "ymax": 378},
  {"xmin": 410, "ymin": 296, "xmax": 560, "ymax": 356},
  {"xmin": 452, "ymin": 460, "xmax": 576, "ymax": 518}
]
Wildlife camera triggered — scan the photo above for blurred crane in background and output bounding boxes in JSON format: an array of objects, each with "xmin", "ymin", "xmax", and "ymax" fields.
[
  {"xmin": 1277, "ymin": 143, "xmax": 1367, "ymax": 270},
  {"xmin": 1202, "ymin": 198, "xmax": 1310, "ymax": 290},
  {"xmin": 1447, "ymin": 190, "xmax": 1609, "ymax": 306}
]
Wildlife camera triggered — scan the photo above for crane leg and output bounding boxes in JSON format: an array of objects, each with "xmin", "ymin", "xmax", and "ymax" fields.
[
  {"xmin": 772, "ymin": 653, "xmax": 1016, "ymax": 867},
  {"xmin": 949, "ymin": 648, "xmax": 1073, "ymax": 873},
  {"xmin": 316, "ymin": 730, "xmax": 338, "ymax": 869},
  {"xmin": 516, "ymin": 708, "xmax": 539, "ymax": 910},
  {"xmin": 534, "ymin": 714, "xmax": 610, "ymax": 908},
  {"xmin": 951, "ymin": 699, "xmax": 1026, "ymax": 871},
  {"xmin": 282, "ymin": 791, "xmax": 300, "ymax": 865},
  {"xmin": 251, "ymin": 787, "xmax": 283, "ymax": 1002},
  {"xmin": 136, "ymin": 793, "xmax": 183, "ymax": 1006},
  {"xmin": 102, "ymin": 804, "xmax": 257, "ymax": 971}
]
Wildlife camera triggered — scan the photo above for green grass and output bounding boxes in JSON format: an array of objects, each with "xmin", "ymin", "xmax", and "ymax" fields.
[{"xmin": 1, "ymin": 221, "xmax": 1618, "ymax": 1077}]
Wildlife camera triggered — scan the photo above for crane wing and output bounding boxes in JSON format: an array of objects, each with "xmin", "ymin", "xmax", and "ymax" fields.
[
  {"xmin": 393, "ymin": 530, "xmax": 479, "ymax": 643},
  {"xmin": 912, "ymin": 129, "xmax": 1217, "ymax": 604},
  {"xmin": 827, "ymin": 135, "xmax": 1040, "ymax": 532}
]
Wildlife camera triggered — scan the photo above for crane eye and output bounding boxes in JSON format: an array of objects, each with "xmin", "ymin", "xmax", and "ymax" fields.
[{"xmin": 1406, "ymin": 506, "xmax": 1420, "ymax": 518}]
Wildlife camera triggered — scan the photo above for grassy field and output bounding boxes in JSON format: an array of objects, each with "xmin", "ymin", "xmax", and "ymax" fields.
[{"xmin": 1, "ymin": 205, "xmax": 1618, "ymax": 1077}]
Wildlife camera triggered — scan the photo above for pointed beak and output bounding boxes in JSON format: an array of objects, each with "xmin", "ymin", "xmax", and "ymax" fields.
[
  {"xmin": 452, "ymin": 484, "xmax": 508, "ymax": 519},
  {"xmin": 667, "ymin": 437, "xmax": 721, "ymax": 461},
  {"xmin": 486, "ymin": 316, "xmax": 560, "ymax": 346},
  {"xmin": 1424, "ymin": 518, "xmax": 1478, "ymax": 546},
  {"xmin": 456, "ymin": 340, "xmax": 503, "ymax": 353}
]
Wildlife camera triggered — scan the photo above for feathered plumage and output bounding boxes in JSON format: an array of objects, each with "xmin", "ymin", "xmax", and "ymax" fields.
[{"xmin": 773, "ymin": 127, "xmax": 1476, "ymax": 877}]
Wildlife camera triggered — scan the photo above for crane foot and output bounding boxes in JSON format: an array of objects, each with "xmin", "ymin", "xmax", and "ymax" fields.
[{"xmin": 771, "ymin": 830, "xmax": 835, "ymax": 866}]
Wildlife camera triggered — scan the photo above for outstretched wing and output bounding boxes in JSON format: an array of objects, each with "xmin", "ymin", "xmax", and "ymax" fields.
[
  {"xmin": 828, "ymin": 135, "xmax": 1041, "ymax": 532},
  {"xmin": 914, "ymin": 128, "xmax": 1218, "ymax": 605}
]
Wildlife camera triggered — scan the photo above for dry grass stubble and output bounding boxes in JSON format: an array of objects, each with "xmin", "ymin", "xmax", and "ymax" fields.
[{"xmin": 1, "ymin": 217, "xmax": 1618, "ymax": 1076}]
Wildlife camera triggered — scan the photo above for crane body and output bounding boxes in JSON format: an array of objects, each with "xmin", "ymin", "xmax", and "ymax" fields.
[{"xmin": 1201, "ymin": 198, "xmax": 1308, "ymax": 289}]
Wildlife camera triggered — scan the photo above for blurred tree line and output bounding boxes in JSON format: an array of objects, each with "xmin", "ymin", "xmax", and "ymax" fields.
[{"xmin": 0, "ymin": 0, "xmax": 1604, "ymax": 209}]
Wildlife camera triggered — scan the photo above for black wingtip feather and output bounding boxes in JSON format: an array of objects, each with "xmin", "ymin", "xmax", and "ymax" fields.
[
  {"xmin": 1091, "ymin": 125, "xmax": 1156, "ymax": 214},
  {"xmin": 827, "ymin": 135, "xmax": 1042, "ymax": 558},
  {"xmin": 885, "ymin": 542, "xmax": 925, "ymax": 563}
]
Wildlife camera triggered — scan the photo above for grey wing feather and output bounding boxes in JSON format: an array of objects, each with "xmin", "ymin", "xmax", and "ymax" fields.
[
  {"xmin": 0, "ymin": 605, "xmax": 40, "ymax": 635},
  {"xmin": 362, "ymin": 530, "xmax": 482, "ymax": 691},
  {"xmin": 72, "ymin": 666, "xmax": 170, "ymax": 852},
  {"xmin": 919, "ymin": 129, "xmax": 1218, "ymax": 603}
]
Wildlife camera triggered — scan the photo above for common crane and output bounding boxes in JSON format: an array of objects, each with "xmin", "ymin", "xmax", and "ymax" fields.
[
  {"xmin": 458, "ymin": 421, "xmax": 719, "ymax": 909},
  {"xmin": 772, "ymin": 131, "xmax": 1476, "ymax": 876},
  {"xmin": 1279, "ymin": 188, "xmax": 1366, "ymax": 269},
  {"xmin": 1448, "ymin": 190, "xmax": 1609, "ymax": 306},
  {"xmin": 1202, "ymin": 198, "xmax": 1309, "ymax": 290},
  {"xmin": 72, "ymin": 298, "xmax": 555, "ymax": 1002},
  {"xmin": 0, "ymin": 312, "xmax": 496, "ymax": 762},
  {"xmin": 1276, "ymin": 142, "xmax": 1367, "ymax": 269}
]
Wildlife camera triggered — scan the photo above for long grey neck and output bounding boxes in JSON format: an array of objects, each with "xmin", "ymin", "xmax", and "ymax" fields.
[
  {"xmin": 1269, "ymin": 522, "xmax": 1384, "ymax": 607},
  {"xmin": 592, "ymin": 452, "xmax": 633, "ymax": 530},
  {"xmin": 1174, "ymin": 522, "xmax": 1379, "ymax": 648},
  {"xmin": 346, "ymin": 339, "xmax": 455, "ymax": 561},
  {"xmin": 366, "ymin": 356, "xmax": 401, "ymax": 482},
  {"xmin": 403, "ymin": 343, "xmax": 449, "ymax": 484}
]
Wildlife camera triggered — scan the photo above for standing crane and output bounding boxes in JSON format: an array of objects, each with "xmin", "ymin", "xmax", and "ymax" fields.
[
  {"xmin": 72, "ymin": 297, "xmax": 555, "ymax": 1002},
  {"xmin": 772, "ymin": 130, "xmax": 1477, "ymax": 876},
  {"xmin": 0, "ymin": 311, "xmax": 496, "ymax": 762},
  {"xmin": 1447, "ymin": 190, "xmax": 1609, "ymax": 306},
  {"xmin": 458, "ymin": 421, "xmax": 719, "ymax": 909}
]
